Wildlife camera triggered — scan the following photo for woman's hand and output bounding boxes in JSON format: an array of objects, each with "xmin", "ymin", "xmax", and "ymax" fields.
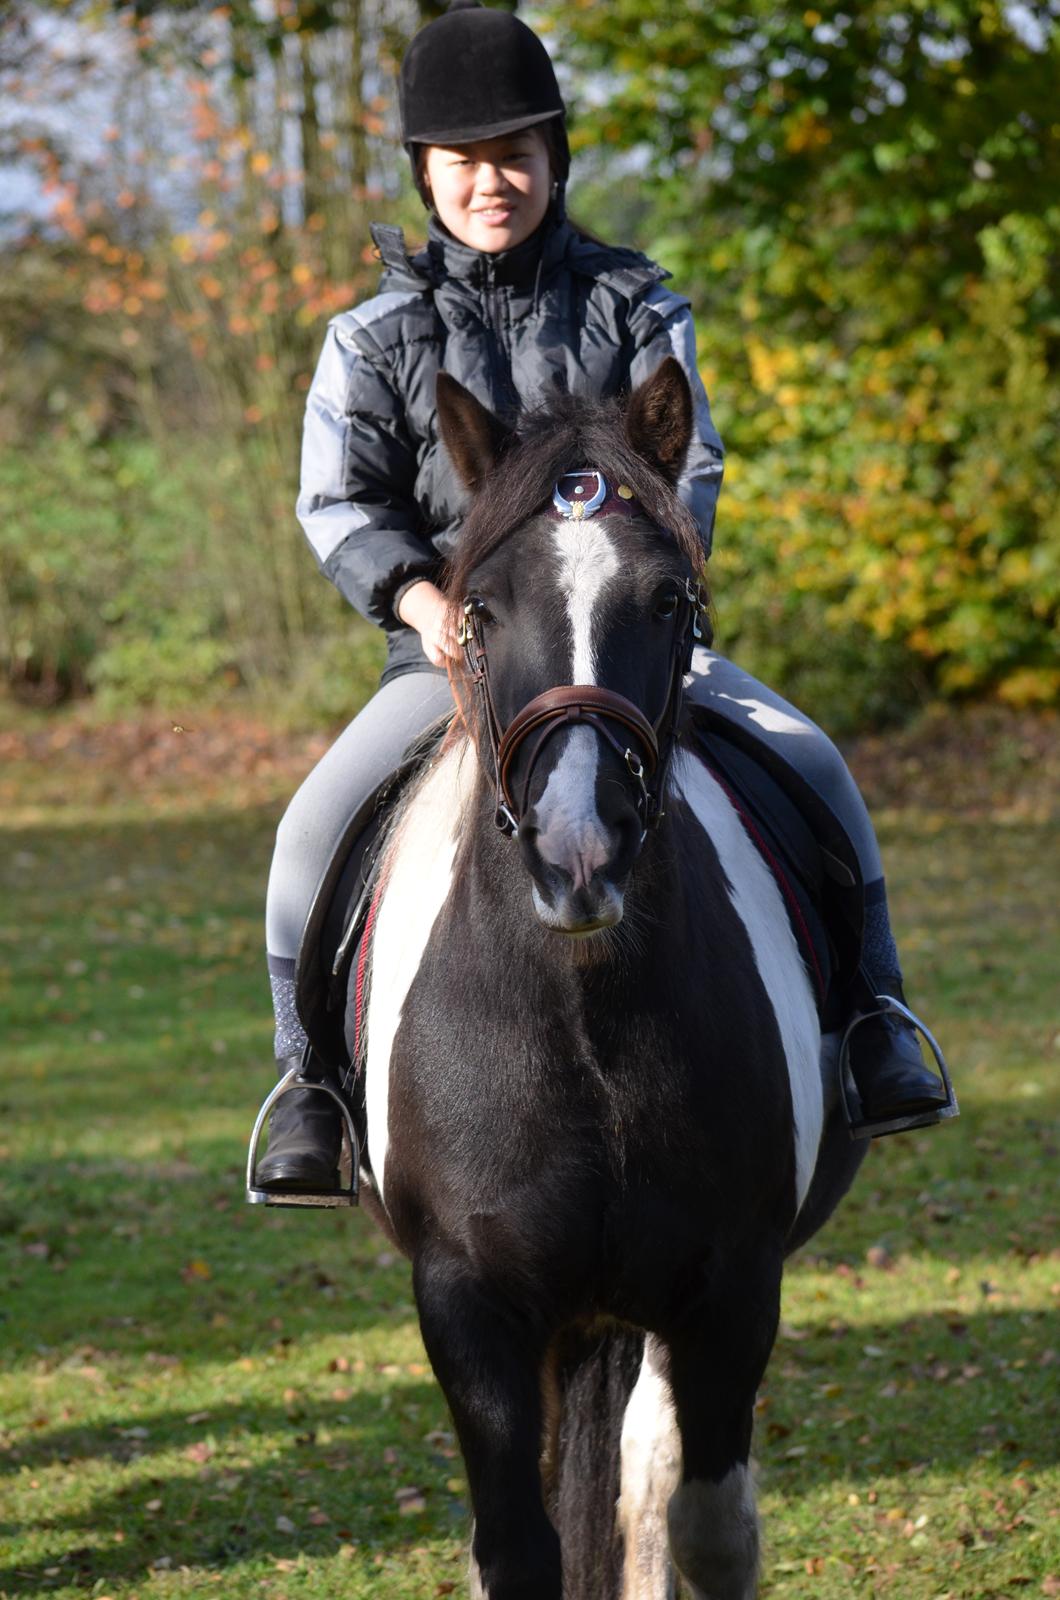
[{"xmin": 396, "ymin": 580, "xmax": 462, "ymax": 668}]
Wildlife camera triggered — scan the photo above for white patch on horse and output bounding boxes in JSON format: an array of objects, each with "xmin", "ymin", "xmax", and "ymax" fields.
[
  {"xmin": 672, "ymin": 750, "xmax": 823, "ymax": 1208},
  {"xmin": 619, "ymin": 1335, "xmax": 680, "ymax": 1600},
  {"xmin": 365, "ymin": 744, "xmax": 474, "ymax": 1211},
  {"xmin": 533, "ymin": 520, "xmax": 622, "ymax": 874},
  {"xmin": 552, "ymin": 517, "xmax": 620, "ymax": 684}
]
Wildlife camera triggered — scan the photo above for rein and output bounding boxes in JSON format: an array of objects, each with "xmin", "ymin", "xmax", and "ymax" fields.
[{"xmin": 456, "ymin": 470, "xmax": 708, "ymax": 838}]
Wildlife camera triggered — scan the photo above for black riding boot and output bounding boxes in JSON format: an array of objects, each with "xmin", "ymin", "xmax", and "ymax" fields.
[
  {"xmin": 846, "ymin": 981, "xmax": 951, "ymax": 1136},
  {"xmin": 255, "ymin": 1054, "xmax": 344, "ymax": 1193}
]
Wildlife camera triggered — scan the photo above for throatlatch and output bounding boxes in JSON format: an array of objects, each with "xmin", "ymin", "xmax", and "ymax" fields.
[{"xmin": 246, "ymin": 1047, "xmax": 360, "ymax": 1209}]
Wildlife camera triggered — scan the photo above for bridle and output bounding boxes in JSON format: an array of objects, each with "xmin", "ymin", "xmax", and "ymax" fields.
[{"xmin": 456, "ymin": 470, "xmax": 708, "ymax": 839}]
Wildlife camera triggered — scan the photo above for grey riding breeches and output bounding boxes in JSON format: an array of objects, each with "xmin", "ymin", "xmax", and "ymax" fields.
[
  {"xmin": 265, "ymin": 669, "xmax": 455, "ymax": 962},
  {"xmin": 264, "ymin": 649, "xmax": 883, "ymax": 964}
]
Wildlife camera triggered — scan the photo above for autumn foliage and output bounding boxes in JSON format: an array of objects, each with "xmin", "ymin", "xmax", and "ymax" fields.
[{"xmin": 1, "ymin": 0, "xmax": 1057, "ymax": 727}]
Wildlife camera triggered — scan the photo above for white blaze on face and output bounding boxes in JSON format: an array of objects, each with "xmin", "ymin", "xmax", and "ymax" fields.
[
  {"xmin": 533, "ymin": 519, "xmax": 621, "ymax": 875},
  {"xmin": 365, "ymin": 743, "xmax": 475, "ymax": 1210},
  {"xmin": 552, "ymin": 517, "xmax": 621, "ymax": 684}
]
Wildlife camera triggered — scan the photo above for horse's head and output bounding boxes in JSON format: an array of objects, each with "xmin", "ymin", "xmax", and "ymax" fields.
[{"xmin": 439, "ymin": 359, "xmax": 707, "ymax": 937}]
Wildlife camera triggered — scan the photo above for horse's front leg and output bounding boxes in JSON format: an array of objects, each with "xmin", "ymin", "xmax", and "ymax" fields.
[
  {"xmin": 663, "ymin": 1254, "xmax": 784, "ymax": 1600},
  {"xmin": 413, "ymin": 1246, "xmax": 562, "ymax": 1600}
]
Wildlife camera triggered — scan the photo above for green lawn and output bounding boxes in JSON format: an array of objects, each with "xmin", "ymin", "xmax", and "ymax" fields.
[{"xmin": 1, "ymin": 727, "xmax": 1057, "ymax": 1599}]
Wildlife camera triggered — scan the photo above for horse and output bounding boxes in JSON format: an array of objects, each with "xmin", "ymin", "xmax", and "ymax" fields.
[{"xmin": 349, "ymin": 356, "xmax": 866, "ymax": 1600}]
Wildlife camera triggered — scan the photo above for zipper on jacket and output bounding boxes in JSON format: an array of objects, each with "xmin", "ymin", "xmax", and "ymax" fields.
[{"xmin": 482, "ymin": 256, "xmax": 515, "ymax": 411}]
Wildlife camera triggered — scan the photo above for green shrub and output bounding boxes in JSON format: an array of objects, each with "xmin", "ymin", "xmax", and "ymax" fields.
[{"xmin": 0, "ymin": 432, "xmax": 382, "ymax": 715}]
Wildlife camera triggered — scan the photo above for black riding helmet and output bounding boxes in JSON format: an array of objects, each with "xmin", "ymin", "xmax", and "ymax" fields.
[{"xmin": 399, "ymin": 0, "xmax": 570, "ymax": 203}]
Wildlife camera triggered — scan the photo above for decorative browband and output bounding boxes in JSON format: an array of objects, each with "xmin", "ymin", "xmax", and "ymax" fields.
[{"xmin": 551, "ymin": 470, "xmax": 644, "ymax": 522}]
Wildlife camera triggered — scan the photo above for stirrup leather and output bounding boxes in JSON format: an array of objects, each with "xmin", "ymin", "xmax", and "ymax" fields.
[
  {"xmin": 839, "ymin": 994, "xmax": 959, "ymax": 1141},
  {"xmin": 246, "ymin": 1060, "xmax": 359, "ymax": 1209}
]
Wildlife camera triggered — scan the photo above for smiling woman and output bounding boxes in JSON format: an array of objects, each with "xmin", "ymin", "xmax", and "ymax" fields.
[{"xmin": 421, "ymin": 129, "xmax": 553, "ymax": 255}]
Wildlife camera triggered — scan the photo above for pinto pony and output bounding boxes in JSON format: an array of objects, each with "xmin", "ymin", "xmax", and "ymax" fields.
[{"xmin": 352, "ymin": 359, "xmax": 865, "ymax": 1600}]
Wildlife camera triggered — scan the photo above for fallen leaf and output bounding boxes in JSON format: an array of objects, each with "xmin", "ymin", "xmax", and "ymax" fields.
[
  {"xmin": 181, "ymin": 1258, "xmax": 211, "ymax": 1283},
  {"xmin": 395, "ymin": 1487, "xmax": 427, "ymax": 1514}
]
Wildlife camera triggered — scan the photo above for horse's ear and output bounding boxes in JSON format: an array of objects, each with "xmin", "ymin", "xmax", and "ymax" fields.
[
  {"xmin": 436, "ymin": 372, "xmax": 513, "ymax": 492},
  {"xmin": 625, "ymin": 356, "xmax": 693, "ymax": 485}
]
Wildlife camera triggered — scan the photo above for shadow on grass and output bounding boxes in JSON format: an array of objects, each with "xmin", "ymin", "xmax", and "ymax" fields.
[
  {"xmin": 4, "ymin": 1307, "xmax": 1055, "ymax": 1493},
  {"xmin": 0, "ymin": 1385, "xmax": 457, "ymax": 1593},
  {"xmin": 1, "ymin": 1303, "xmax": 1055, "ymax": 1593}
]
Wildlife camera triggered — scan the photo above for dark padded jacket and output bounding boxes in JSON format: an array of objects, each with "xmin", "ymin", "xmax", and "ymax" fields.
[{"xmin": 296, "ymin": 207, "xmax": 725, "ymax": 680}]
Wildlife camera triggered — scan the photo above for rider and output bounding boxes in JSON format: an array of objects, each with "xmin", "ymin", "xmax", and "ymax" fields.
[{"xmin": 253, "ymin": 0, "xmax": 949, "ymax": 1199}]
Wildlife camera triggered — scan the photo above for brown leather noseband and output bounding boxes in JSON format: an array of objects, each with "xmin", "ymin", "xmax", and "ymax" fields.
[{"xmin": 457, "ymin": 519, "xmax": 707, "ymax": 838}]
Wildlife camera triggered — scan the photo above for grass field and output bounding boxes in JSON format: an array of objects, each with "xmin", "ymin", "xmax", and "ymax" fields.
[{"xmin": 1, "ymin": 710, "xmax": 1057, "ymax": 1599}]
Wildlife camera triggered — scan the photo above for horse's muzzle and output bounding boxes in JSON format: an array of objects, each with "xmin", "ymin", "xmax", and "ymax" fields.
[
  {"xmin": 519, "ymin": 804, "xmax": 637, "ymax": 934},
  {"xmin": 530, "ymin": 873, "xmax": 625, "ymax": 935}
]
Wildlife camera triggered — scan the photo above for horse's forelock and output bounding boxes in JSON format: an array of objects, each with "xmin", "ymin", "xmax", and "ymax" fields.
[{"xmin": 444, "ymin": 394, "xmax": 705, "ymax": 605}]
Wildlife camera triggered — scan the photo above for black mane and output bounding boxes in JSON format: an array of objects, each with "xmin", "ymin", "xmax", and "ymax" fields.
[{"xmin": 445, "ymin": 391, "xmax": 706, "ymax": 602}]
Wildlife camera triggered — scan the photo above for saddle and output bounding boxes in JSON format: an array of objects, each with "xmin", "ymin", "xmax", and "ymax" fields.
[{"xmin": 293, "ymin": 711, "xmax": 867, "ymax": 1070}]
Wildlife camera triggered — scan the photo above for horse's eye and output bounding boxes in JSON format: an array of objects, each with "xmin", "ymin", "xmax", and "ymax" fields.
[
  {"xmin": 654, "ymin": 590, "xmax": 680, "ymax": 620},
  {"xmin": 470, "ymin": 595, "xmax": 497, "ymax": 625}
]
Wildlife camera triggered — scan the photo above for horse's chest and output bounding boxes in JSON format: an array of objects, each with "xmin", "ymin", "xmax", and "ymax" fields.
[{"xmin": 379, "ymin": 925, "xmax": 796, "ymax": 1284}]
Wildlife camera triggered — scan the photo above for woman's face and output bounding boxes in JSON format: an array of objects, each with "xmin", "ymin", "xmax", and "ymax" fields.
[{"xmin": 423, "ymin": 128, "xmax": 552, "ymax": 253}]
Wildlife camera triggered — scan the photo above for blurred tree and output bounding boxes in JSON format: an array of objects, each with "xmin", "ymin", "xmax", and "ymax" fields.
[{"xmin": 0, "ymin": 0, "xmax": 418, "ymax": 705}]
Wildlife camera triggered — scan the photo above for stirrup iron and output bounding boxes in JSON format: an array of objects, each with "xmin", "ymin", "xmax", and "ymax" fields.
[
  {"xmin": 839, "ymin": 994, "xmax": 959, "ymax": 1141},
  {"xmin": 246, "ymin": 1062, "xmax": 360, "ymax": 1209}
]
